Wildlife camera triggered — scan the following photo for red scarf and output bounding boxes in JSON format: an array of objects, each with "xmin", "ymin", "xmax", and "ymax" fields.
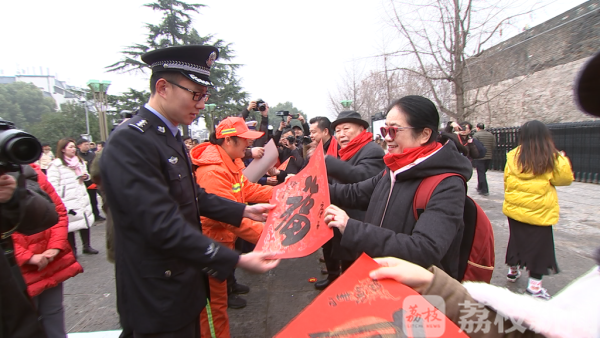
[
  {"xmin": 383, "ymin": 142, "xmax": 442, "ymax": 172},
  {"xmin": 338, "ymin": 132, "xmax": 373, "ymax": 161},
  {"xmin": 326, "ymin": 137, "xmax": 338, "ymax": 158}
]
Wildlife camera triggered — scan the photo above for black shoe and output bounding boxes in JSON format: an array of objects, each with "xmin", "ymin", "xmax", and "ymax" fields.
[
  {"xmin": 83, "ymin": 246, "xmax": 99, "ymax": 254},
  {"xmin": 315, "ymin": 276, "xmax": 338, "ymax": 290},
  {"xmin": 478, "ymin": 191, "xmax": 489, "ymax": 196},
  {"xmin": 230, "ymin": 282, "xmax": 250, "ymax": 295},
  {"xmin": 95, "ymin": 216, "xmax": 106, "ymax": 222},
  {"xmin": 227, "ymin": 294, "xmax": 247, "ymax": 309}
]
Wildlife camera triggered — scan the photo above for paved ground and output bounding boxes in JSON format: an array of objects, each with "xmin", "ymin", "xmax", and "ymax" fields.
[{"xmin": 64, "ymin": 170, "xmax": 600, "ymax": 337}]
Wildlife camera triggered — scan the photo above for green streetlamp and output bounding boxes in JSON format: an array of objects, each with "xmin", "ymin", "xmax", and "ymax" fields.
[
  {"xmin": 204, "ymin": 104, "xmax": 217, "ymax": 132},
  {"xmin": 340, "ymin": 100, "xmax": 353, "ymax": 109},
  {"xmin": 87, "ymin": 80, "xmax": 111, "ymax": 141}
]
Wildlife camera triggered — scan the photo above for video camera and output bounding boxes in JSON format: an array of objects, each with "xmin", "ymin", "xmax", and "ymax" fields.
[
  {"xmin": 0, "ymin": 120, "xmax": 42, "ymax": 174},
  {"xmin": 252, "ymin": 99, "xmax": 267, "ymax": 112},
  {"xmin": 276, "ymin": 110, "xmax": 299, "ymax": 120}
]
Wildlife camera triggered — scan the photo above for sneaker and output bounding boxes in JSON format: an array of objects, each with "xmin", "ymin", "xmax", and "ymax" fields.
[
  {"xmin": 227, "ymin": 294, "xmax": 247, "ymax": 309},
  {"xmin": 507, "ymin": 269, "xmax": 521, "ymax": 282},
  {"xmin": 230, "ymin": 282, "xmax": 250, "ymax": 295},
  {"xmin": 526, "ymin": 287, "xmax": 551, "ymax": 300}
]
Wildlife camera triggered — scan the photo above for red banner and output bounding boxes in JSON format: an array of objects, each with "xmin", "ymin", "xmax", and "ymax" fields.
[
  {"xmin": 255, "ymin": 142, "xmax": 332, "ymax": 259},
  {"xmin": 275, "ymin": 253, "xmax": 468, "ymax": 338}
]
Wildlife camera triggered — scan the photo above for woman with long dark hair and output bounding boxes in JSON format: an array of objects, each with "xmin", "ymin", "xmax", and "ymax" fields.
[
  {"xmin": 503, "ymin": 120, "xmax": 573, "ymax": 299},
  {"xmin": 47, "ymin": 138, "xmax": 97, "ymax": 257}
]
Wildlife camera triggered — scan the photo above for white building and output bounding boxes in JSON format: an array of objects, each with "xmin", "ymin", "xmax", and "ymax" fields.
[{"xmin": 0, "ymin": 74, "xmax": 80, "ymax": 108}]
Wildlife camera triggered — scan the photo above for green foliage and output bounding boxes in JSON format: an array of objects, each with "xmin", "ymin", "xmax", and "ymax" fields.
[
  {"xmin": 29, "ymin": 102, "xmax": 101, "ymax": 150},
  {"xmin": 106, "ymin": 0, "xmax": 248, "ymax": 134},
  {"xmin": 0, "ymin": 82, "xmax": 56, "ymax": 130},
  {"xmin": 108, "ymin": 88, "xmax": 151, "ymax": 113}
]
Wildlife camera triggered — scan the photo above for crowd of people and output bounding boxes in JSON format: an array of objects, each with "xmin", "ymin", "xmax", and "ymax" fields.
[{"xmin": 3, "ymin": 44, "xmax": 599, "ymax": 338}]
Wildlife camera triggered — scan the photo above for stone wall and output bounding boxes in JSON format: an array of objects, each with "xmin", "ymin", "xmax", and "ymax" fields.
[
  {"xmin": 465, "ymin": 57, "xmax": 600, "ymax": 127},
  {"xmin": 462, "ymin": 1, "xmax": 600, "ymax": 127}
]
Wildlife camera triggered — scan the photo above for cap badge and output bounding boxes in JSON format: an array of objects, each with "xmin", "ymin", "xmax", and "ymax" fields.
[
  {"xmin": 206, "ymin": 51, "xmax": 217, "ymax": 68},
  {"xmin": 168, "ymin": 156, "xmax": 178, "ymax": 165},
  {"xmin": 157, "ymin": 126, "xmax": 165, "ymax": 133}
]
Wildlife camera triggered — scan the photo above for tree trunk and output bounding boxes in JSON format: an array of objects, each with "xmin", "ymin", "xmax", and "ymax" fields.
[{"xmin": 453, "ymin": 0, "xmax": 466, "ymax": 121}]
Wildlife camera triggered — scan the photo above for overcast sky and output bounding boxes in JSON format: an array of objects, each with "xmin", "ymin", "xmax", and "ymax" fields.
[{"xmin": 0, "ymin": 0, "xmax": 586, "ymax": 121}]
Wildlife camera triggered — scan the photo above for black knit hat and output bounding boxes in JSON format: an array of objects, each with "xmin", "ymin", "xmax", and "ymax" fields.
[
  {"xmin": 575, "ymin": 52, "xmax": 600, "ymax": 117},
  {"xmin": 142, "ymin": 45, "xmax": 219, "ymax": 87}
]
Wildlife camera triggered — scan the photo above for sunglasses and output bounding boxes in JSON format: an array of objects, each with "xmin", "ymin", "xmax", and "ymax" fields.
[{"xmin": 380, "ymin": 126, "xmax": 414, "ymax": 138}]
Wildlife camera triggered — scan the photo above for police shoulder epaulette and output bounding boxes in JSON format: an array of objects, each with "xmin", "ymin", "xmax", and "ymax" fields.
[{"xmin": 128, "ymin": 118, "xmax": 151, "ymax": 133}]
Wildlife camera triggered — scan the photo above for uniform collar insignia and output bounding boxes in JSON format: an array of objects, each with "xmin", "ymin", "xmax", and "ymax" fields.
[
  {"xmin": 136, "ymin": 119, "xmax": 148, "ymax": 128},
  {"xmin": 157, "ymin": 126, "xmax": 165, "ymax": 133},
  {"xmin": 168, "ymin": 156, "xmax": 178, "ymax": 165}
]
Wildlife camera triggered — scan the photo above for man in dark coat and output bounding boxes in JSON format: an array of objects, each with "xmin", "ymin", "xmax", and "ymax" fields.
[
  {"xmin": 473, "ymin": 123, "xmax": 496, "ymax": 196},
  {"xmin": 100, "ymin": 45, "xmax": 278, "ymax": 338},
  {"xmin": 315, "ymin": 111, "xmax": 385, "ymax": 290}
]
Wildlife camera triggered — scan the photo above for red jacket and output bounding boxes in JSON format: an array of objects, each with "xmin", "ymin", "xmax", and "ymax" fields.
[{"xmin": 12, "ymin": 164, "xmax": 83, "ymax": 297}]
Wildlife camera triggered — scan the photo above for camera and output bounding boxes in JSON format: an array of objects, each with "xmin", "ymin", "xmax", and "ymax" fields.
[
  {"xmin": 275, "ymin": 111, "xmax": 299, "ymax": 120},
  {"xmin": 253, "ymin": 99, "xmax": 267, "ymax": 112},
  {"xmin": 0, "ymin": 120, "xmax": 42, "ymax": 174},
  {"xmin": 298, "ymin": 135, "xmax": 311, "ymax": 145}
]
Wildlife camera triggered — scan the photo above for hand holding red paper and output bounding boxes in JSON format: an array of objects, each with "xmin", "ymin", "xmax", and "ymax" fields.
[
  {"xmin": 243, "ymin": 203, "xmax": 276, "ymax": 222},
  {"xmin": 255, "ymin": 142, "xmax": 332, "ymax": 258},
  {"xmin": 324, "ymin": 204, "xmax": 349, "ymax": 234},
  {"xmin": 370, "ymin": 257, "xmax": 435, "ymax": 294},
  {"xmin": 236, "ymin": 251, "xmax": 280, "ymax": 273}
]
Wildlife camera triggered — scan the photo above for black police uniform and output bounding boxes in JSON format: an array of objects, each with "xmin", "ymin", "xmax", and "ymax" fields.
[{"xmin": 101, "ymin": 106, "xmax": 246, "ymax": 335}]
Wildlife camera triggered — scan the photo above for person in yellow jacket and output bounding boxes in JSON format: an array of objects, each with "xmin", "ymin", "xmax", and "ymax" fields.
[
  {"xmin": 503, "ymin": 120, "xmax": 574, "ymax": 300},
  {"xmin": 190, "ymin": 117, "xmax": 274, "ymax": 338}
]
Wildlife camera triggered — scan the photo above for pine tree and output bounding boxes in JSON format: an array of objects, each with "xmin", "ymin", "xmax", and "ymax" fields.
[{"xmin": 106, "ymin": 0, "xmax": 247, "ymax": 134}]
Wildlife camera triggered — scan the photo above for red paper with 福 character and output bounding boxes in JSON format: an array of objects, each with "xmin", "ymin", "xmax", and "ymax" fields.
[
  {"xmin": 275, "ymin": 253, "xmax": 469, "ymax": 338},
  {"xmin": 255, "ymin": 142, "xmax": 332, "ymax": 259}
]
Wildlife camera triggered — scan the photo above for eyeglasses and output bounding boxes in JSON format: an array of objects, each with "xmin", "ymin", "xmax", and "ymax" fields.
[
  {"xmin": 380, "ymin": 126, "xmax": 414, "ymax": 138},
  {"xmin": 166, "ymin": 80, "xmax": 210, "ymax": 102}
]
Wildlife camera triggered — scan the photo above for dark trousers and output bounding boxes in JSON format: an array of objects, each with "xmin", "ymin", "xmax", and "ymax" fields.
[
  {"xmin": 133, "ymin": 319, "xmax": 199, "ymax": 338},
  {"xmin": 87, "ymin": 188, "xmax": 101, "ymax": 219},
  {"xmin": 473, "ymin": 159, "xmax": 491, "ymax": 193},
  {"xmin": 33, "ymin": 283, "xmax": 65, "ymax": 338},
  {"xmin": 68, "ymin": 228, "xmax": 91, "ymax": 253}
]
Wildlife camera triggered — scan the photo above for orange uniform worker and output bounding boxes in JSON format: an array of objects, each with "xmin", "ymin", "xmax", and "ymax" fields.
[{"xmin": 190, "ymin": 117, "xmax": 273, "ymax": 338}]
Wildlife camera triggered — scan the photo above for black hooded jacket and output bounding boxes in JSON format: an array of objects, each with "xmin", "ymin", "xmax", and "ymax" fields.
[{"xmin": 330, "ymin": 141, "xmax": 473, "ymax": 279}]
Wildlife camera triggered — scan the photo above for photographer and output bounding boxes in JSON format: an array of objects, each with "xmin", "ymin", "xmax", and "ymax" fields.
[
  {"xmin": 240, "ymin": 100, "xmax": 270, "ymax": 147},
  {"xmin": 0, "ymin": 121, "xmax": 61, "ymax": 337},
  {"xmin": 276, "ymin": 128, "xmax": 304, "ymax": 176},
  {"xmin": 274, "ymin": 113, "xmax": 309, "ymax": 148}
]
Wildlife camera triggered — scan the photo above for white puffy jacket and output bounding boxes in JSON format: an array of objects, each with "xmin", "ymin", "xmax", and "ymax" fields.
[{"xmin": 47, "ymin": 158, "xmax": 93, "ymax": 232}]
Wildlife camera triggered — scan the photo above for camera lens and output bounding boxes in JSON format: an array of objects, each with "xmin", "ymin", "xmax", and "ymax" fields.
[{"xmin": 6, "ymin": 136, "xmax": 42, "ymax": 164}]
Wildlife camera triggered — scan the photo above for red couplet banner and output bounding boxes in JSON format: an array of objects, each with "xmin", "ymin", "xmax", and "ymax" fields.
[
  {"xmin": 255, "ymin": 142, "xmax": 332, "ymax": 259},
  {"xmin": 275, "ymin": 253, "xmax": 468, "ymax": 338}
]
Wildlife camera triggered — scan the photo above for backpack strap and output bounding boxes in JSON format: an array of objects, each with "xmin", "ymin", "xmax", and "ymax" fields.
[{"xmin": 413, "ymin": 173, "xmax": 465, "ymax": 220}]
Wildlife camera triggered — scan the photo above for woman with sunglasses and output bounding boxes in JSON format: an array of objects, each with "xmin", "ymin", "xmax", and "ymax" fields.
[{"xmin": 324, "ymin": 95, "xmax": 473, "ymax": 280}]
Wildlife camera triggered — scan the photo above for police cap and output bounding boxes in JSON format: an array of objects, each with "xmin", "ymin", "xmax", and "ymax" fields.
[{"xmin": 141, "ymin": 45, "xmax": 219, "ymax": 87}]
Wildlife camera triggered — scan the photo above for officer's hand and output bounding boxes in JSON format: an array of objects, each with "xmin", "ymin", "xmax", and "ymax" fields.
[
  {"xmin": 251, "ymin": 147, "xmax": 265, "ymax": 159},
  {"xmin": 247, "ymin": 101, "xmax": 256, "ymax": 111},
  {"xmin": 0, "ymin": 174, "xmax": 17, "ymax": 203},
  {"xmin": 243, "ymin": 203, "xmax": 276, "ymax": 222},
  {"xmin": 369, "ymin": 257, "xmax": 434, "ymax": 294},
  {"xmin": 237, "ymin": 251, "xmax": 280, "ymax": 273},
  {"xmin": 29, "ymin": 254, "xmax": 49, "ymax": 271}
]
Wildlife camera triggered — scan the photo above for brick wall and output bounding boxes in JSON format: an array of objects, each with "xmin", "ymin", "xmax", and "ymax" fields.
[{"xmin": 462, "ymin": 1, "xmax": 600, "ymax": 127}]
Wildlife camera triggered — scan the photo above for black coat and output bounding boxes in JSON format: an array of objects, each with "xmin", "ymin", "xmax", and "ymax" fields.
[
  {"xmin": 100, "ymin": 107, "xmax": 246, "ymax": 334},
  {"xmin": 330, "ymin": 142, "xmax": 473, "ymax": 279},
  {"xmin": 325, "ymin": 141, "xmax": 386, "ymax": 261}
]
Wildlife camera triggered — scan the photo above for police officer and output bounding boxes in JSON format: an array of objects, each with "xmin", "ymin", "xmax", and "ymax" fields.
[{"xmin": 100, "ymin": 45, "xmax": 279, "ymax": 338}]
